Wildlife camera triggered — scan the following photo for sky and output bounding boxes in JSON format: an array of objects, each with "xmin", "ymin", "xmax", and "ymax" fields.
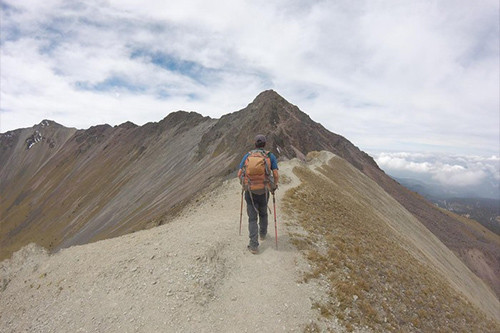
[{"xmin": 1, "ymin": 0, "xmax": 499, "ymax": 191}]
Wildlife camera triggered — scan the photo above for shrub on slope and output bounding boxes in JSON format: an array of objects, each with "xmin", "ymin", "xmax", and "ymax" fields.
[{"xmin": 284, "ymin": 155, "xmax": 499, "ymax": 332}]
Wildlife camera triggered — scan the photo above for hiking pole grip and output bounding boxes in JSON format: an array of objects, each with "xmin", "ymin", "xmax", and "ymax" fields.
[{"xmin": 273, "ymin": 192, "xmax": 278, "ymax": 250}]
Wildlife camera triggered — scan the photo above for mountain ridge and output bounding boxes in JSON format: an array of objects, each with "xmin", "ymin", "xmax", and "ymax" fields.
[{"xmin": 1, "ymin": 90, "xmax": 499, "ymax": 300}]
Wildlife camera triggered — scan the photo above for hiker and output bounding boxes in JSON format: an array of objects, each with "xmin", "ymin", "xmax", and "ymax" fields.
[{"xmin": 238, "ymin": 134, "xmax": 279, "ymax": 254}]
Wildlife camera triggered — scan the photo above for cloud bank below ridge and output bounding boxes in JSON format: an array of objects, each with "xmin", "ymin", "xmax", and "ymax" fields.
[{"xmin": 374, "ymin": 152, "xmax": 499, "ymax": 199}]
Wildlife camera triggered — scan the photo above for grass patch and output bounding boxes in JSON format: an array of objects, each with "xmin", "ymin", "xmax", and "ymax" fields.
[{"xmin": 283, "ymin": 161, "xmax": 499, "ymax": 332}]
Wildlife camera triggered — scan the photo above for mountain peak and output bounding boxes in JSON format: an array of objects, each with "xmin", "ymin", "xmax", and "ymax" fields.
[
  {"xmin": 36, "ymin": 119, "xmax": 68, "ymax": 129},
  {"xmin": 252, "ymin": 89, "xmax": 284, "ymax": 102},
  {"xmin": 162, "ymin": 110, "xmax": 206, "ymax": 124},
  {"xmin": 250, "ymin": 90, "xmax": 292, "ymax": 111},
  {"xmin": 116, "ymin": 121, "xmax": 138, "ymax": 129},
  {"xmin": 195, "ymin": 90, "xmax": 379, "ymax": 176},
  {"xmin": 159, "ymin": 111, "xmax": 212, "ymax": 134}
]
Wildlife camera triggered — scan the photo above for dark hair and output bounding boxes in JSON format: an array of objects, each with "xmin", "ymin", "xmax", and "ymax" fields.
[{"xmin": 255, "ymin": 141, "xmax": 266, "ymax": 148}]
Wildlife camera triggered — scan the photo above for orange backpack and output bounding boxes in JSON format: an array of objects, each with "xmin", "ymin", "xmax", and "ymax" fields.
[{"xmin": 241, "ymin": 150, "xmax": 273, "ymax": 191}]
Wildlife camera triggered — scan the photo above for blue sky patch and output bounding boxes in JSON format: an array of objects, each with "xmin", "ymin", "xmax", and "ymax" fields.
[
  {"xmin": 0, "ymin": 3, "xmax": 23, "ymax": 43},
  {"xmin": 0, "ymin": 2, "xmax": 21, "ymax": 15},
  {"xmin": 130, "ymin": 49, "xmax": 214, "ymax": 84},
  {"xmin": 76, "ymin": 76, "xmax": 145, "ymax": 93}
]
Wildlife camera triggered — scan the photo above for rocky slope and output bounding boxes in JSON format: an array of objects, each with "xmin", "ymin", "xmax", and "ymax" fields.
[
  {"xmin": 284, "ymin": 152, "xmax": 499, "ymax": 330},
  {"xmin": 0, "ymin": 157, "xmax": 326, "ymax": 332},
  {"xmin": 1, "ymin": 153, "xmax": 498, "ymax": 332},
  {"xmin": 0, "ymin": 113, "xmax": 222, "ymax": 258}
]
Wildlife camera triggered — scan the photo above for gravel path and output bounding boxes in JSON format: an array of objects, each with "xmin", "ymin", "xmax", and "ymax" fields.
[{"xmin": 1, "ymin": 159, "xmax": 329, "ymax": 332}]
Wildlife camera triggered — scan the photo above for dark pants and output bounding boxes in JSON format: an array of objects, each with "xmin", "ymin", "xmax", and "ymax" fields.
[{"xmin": 245, "ymin": 191, "xmax": 269, "ymax": 248}]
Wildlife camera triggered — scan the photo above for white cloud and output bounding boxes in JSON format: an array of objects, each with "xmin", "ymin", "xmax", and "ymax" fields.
[
  {"xmin": 376, "ymin": 153, "xmax": 432, "ymax": 173},
  {"xmin": 430, "ymin": 163, "xmax": 487, "ymax": 187},
  {"xmin": 374, "ymin": 152, "xmax": 499, "ymax": 188},
  {"xmin": 0, "ymin": 0, "xmax": 498, "ymax": 156}
]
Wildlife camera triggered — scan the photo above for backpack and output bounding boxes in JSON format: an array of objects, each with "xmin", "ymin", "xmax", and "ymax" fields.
[{"xmin": 241, "ymin": 150, "xmax": 274, "ymax": 191}]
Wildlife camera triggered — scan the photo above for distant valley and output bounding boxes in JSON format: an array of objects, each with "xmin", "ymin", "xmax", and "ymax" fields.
[{"xmin": 394, "ymin": 177, "xmax": 500, "ymax": 235}]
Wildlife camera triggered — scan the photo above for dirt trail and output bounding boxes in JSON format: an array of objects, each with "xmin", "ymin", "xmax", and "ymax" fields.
[{"xmin": 1, "ymin": 159, "xmax": 332, "ymax": 332}]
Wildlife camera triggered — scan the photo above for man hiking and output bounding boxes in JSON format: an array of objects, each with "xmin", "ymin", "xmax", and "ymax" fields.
[{"xmin": 238, "ymin": 134, "xmax": 279, "ymax": 254}]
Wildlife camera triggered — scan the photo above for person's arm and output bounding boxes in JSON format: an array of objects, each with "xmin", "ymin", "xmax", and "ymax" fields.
[
  {"xmin": 269, "ymin": 153, "xmax": 278, "ymax": 170},
  {"xmin": 238, "ymin": 153, "xmax": 249, "ymax": 181},
  {"xmin": 269, "ymin": 153, "xmax": 279, "ymax": 187},
  {"xmin": 273, "ymin": 169, "xmax": 279, "ymax": 186},
  {"xmin": 239, "ymin": 153, "xmax": 249, "ymax": 169}
]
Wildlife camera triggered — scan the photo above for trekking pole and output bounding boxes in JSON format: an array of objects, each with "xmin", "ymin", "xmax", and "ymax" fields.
[
  {"xmin": 239, "ymin": 189, "xmax": 244, "ymax": 236},
  {"xmin": 272, "ymin": 192, "xmax": 278, "ymax": 250}
]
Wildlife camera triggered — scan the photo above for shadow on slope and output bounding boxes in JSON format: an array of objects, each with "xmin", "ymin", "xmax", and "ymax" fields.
[{"xmin": 283, "ymin": 152, "xmax": 500, "ymax": 332}]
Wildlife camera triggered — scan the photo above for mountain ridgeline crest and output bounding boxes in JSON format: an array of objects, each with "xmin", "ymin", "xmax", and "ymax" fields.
[
  {"xmin": 0, "ymin": 90, "xmax": 375, "ymax": 258},
  {"xmin": 1, "ymin": 90, "xmax": 499, "ymax": 301}
]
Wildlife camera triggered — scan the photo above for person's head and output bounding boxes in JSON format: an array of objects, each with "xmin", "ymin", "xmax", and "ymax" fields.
[{"xmin": 254, "ymin": 134, "xmax": 266, "ymax": 148}]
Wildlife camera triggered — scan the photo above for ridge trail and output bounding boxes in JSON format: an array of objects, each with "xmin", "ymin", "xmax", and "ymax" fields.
[{"xmin": 1, "ymin": 159, "xmax": 330, "ymax": 332}]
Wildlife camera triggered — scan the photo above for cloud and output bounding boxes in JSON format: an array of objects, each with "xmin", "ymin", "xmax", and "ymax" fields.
[
  {"xmin": 375, "ymin": 154, "xmax": 432, "ymax": 173},
  {"xmin": 374, "ymin": 152, "xmax": 499, "ymax": 187},
  {"xmin": 1, "ymin": 0, "xmax": 498, "ymax": 155},
  {"xmin": 431, "ymin": 164, "xmax": 487, "ymax": 187}
]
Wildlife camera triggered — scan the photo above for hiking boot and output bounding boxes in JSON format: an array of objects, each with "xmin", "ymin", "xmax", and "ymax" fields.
[
  {"xmin": 259, "ymin": 233, "xmax": 267, "ymax": 241},
  {"xmin": 247, "ymin": 245, "xmax": 259, "ymax": 254}
]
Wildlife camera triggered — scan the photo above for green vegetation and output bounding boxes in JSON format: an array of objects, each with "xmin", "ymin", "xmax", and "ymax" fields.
[{"xmin": 283, "ymin": 160, "xmax": 499, "ymax": 332}]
